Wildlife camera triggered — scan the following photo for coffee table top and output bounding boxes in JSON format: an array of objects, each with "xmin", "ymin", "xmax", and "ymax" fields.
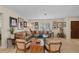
[{"xmin": 30, "ymin": 39, "xmax": 44, "ymax": 53}]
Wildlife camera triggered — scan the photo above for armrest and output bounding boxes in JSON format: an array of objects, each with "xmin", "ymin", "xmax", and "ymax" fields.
[
  {"xmin": 45, "ymin": 42, "xmax": 49, "ymax": 51},
  {"xmin": 25, "ymin": 40, "xmax": 32, "ymax": 45},
  {"xmin": 25, "ymin": 41, "xmax": 32, "ymax": 48},
  {"xmin": 49, "ymin": 42, "xmax": 62, "ymax": 45}
]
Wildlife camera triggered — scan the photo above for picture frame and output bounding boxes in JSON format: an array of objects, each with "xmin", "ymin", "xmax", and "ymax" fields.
[
  {"xmin": 23, "ymin": 21, "xmax": 27, "ymax": 27},
  {"xmin": 57, "ymin": 22, "xmax": 63, "ymax": 28},
  {"xmin": 35, "ymin": 22, "xmax": 38, "ymax": 26},
  {"xmin": 9, "ymin": 17, "xmax": 17, "ymax": 27},
  {"xmin": 52, "ymin": 21, "xmax": 57, "ymax": 29},
  {"xmin": 57, "ymin": 22, "xmax": 66, "ymax": 28},
  {"xmin": 34, "ymin": 22, "xmax": 39, "ymax": 29},
  {"xmin": 17, "ymin": 17, "xmax": 24, "ymax": 30}
]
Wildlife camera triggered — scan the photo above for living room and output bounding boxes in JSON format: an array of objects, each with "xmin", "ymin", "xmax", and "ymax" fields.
[{"xmin": 0, "ymin": 5, "xmax": 79, "ymax": 53}]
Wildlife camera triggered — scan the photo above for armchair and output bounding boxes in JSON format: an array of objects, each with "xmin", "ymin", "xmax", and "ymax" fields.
[
  {"xmin": 16, "ymin": 39, "xmax": 31, "ymax": 53},
  {"xmin": 45, "ymin": 40, "xmax": 62, "ymax": 53}
]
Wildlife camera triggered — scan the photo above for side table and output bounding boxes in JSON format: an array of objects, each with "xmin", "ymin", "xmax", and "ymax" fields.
[{"xmin": 7, "ymin": 38, "xmax": 15, "ymax": 48}]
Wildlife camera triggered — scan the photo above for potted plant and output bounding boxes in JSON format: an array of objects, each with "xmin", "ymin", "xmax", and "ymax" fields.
[
  {"xmin": 9, "ymin": 27, "xmax": 14, "ymax": 39},
  {"xmin": 9, "ymin": 27, "xmax": 14, "ymax": 34}
]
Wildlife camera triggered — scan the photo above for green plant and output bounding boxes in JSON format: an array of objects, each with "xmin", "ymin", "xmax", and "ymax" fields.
[{"xmin": 9, "ymin": 27, "xmax": 14, "ymax": 34}]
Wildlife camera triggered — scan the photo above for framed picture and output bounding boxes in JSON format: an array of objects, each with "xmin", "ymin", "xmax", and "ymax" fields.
[
  {"xmin": 17, "ymin": 17, "xmax": 24, "ymax": 29},
  {"xmin": 57, "ymin": 22, "xmax": 63, "ymax": 28},
  {"xmin": 35, "ymin": 22, "xmax": 38, "ymax": 26},
  {"xmin": 34, "ymin": 22, "xmax": 39, "ymax": 29},
  {"xmin": 24, "ymin": 21, "xmax": 27, "ymax": 27},
  {"xmin": 57, "ymin": 22, "xmax": 66, "ymax": 28},
  {"xmin": 9, "ymin": 17, "xmax": 17, "ymax": 27},
  {"xmin": 52, "ymin": 21, "xmax": 57, "ymax": 29}
]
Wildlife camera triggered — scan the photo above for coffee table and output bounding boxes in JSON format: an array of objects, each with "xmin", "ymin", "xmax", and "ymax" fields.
[{"xmin": 30, "ymin": 39, "xmax": 44, "ymax": 53}]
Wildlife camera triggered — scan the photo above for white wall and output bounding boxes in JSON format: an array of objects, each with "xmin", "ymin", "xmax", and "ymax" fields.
[
  {"xmin": 0, "ymin": 6, "xmax": 27, "ymax": 48},
  {"xmin": 28, "ymin": 19, "xmax": 65, "ymax": 38},
  {"xmin": 64, "ymin": 17, "xmax": 79, "ymax": 39},
  {"xmin": 28, "ymin": 17, "xmax": 79, "ymax": 39},
  {"xmin": 0, "ymin": 6, "xmax": 79, "ymax": 48},
  {"xmin": 0, "ymin": 14, "xmax": 2, "ymax": 34}
]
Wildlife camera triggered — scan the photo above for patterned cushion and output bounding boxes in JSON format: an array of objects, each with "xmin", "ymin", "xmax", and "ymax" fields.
[
  {"xmin": 16, "ymin": 39, "xmax": 25, "ymax": 49},
  {"xmin": 50, "ymin": 44, "xmax": 60, "ymax": 51}
]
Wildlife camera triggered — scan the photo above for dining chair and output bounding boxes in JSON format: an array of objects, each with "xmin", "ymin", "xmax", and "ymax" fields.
[
  {"xmin": 49, "ymin": 42, "xmax": 62, "ymax": 53},
  {"xmin": 15, "ymin": 32, "xmax": 25, "ymax": 39},
  {"xmin": 16, "ymin": 39, "xmax": 30, "ymax": 53},
  {"xmin": 45, "ymin": 42, "xmax": 62, "ymax": 53}
]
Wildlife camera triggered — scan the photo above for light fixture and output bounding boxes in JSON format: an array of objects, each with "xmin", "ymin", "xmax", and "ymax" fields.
[
  {"xmin": 42, "ymin": 9, "xmax": 47, "ymax": 15},
  {"xmin": 44, "ymin": 12, "xmax": 47, "ymax": 15}
]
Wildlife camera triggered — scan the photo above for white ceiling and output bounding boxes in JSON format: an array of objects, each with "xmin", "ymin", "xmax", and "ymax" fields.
[{"xmin": 3, "ymin": 5, "xmax": 79, "ymax": 19}]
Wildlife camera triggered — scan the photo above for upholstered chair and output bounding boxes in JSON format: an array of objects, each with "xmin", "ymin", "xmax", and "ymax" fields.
[
  {"xmin": 49, "ymin": 42, "xmax": 62, "ymax": 53},
  {"xmin": 16, "ymin": 39, "xmax": 30, "ymax": 53},
  {"xmin": 15, "ymin": 32, "xmax": 26, "ymax": 39},
  {"xmin": 45, "ymin": 39, "xmax": 62, "ymax": 53}
]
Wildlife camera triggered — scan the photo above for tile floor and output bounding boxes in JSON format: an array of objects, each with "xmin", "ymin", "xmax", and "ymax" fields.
[{"xmin": 0, "ymin": 39, "xmax": 79, "ymax": 53}]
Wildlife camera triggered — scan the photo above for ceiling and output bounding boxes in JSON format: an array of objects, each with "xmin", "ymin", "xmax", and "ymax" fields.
[{"xmin": 3, "ymin": 5, "xmax": 79, "ymax": 19}]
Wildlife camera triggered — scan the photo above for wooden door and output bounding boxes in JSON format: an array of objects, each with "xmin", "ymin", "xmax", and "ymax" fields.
[{"xmin": 71, "ymin": 21, "xmax": 79, "ymax": 39}]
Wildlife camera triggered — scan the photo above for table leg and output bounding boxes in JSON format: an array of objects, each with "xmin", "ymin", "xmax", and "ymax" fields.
[
  {"xmin": 43, "ymin": 38, "xmax": 46, "ymax": 53},
  {"xmin": 7, "ymin": 39, "xmax": 8, "ymax": 48}
]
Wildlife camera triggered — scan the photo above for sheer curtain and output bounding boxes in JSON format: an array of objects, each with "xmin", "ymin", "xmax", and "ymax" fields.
[{"xmin": 39, "ymin": 23, "xmax": 50, "ymax": 31}]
